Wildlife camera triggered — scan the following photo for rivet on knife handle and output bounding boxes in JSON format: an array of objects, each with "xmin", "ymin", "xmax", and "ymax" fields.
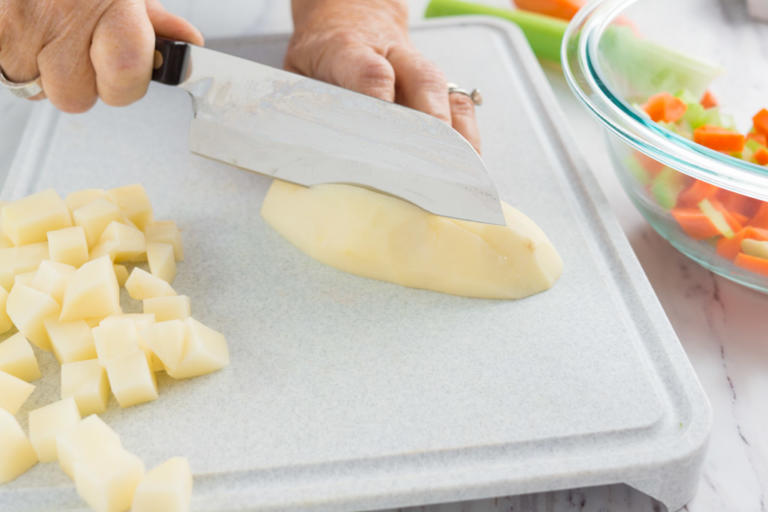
[{"xmin": 152, "ymin": 37, "xmax": 190, "ymax": 86}]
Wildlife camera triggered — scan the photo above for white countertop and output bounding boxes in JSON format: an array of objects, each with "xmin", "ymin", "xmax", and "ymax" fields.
[{"xmin": 1, "ymin": 1, "xmax": 766, "ymax": 511}]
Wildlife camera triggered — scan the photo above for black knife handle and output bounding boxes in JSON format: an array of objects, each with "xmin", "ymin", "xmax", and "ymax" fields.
[{"xmin": 152, "ymin": 38, "xmax": 190, "ymax": 86}]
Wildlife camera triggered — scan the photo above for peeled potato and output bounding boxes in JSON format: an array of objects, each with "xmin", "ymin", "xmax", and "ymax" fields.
[{"xmin": 261, "ymin": 180, "xmax": 563, "ymax": 299}]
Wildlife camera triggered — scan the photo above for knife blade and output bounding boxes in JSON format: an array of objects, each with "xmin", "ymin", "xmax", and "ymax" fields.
[{"xmin": 151, "ymin": 38, "xmax": 505, "ymax": 225}]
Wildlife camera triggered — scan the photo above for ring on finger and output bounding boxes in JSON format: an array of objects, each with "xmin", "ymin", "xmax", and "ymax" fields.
[
  {"xmin": 0, "ymin": 65, "xmax": 43, "ymax": 99},
  {"xmin": 447, "ymin": 82, "xmax": 482, "ymax": 106}
]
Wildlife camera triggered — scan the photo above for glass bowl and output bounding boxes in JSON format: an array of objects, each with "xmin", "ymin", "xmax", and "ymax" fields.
[{"xmin": 562, "ymin": 0, "xmax": 768, "ymax": 293}]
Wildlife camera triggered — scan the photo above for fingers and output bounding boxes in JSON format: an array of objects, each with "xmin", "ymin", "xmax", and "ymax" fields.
[
  {"xmin": 146, "ymin": 0, "xmax": 204, "ymax": 46},
  {"xmin": 90, "ymin": 0, "xmax": 155, "ymax": 107},
  {"xmin": 286, "ymin": 35, "xmax": 396, "ymax": 102},
  {"xmin": 387, "ymin": 45, "xmax": 450, "ymax": 124},
  {"xmin": 449, "ymin": 92, "xmax": 482, "ymax": 154},
  {"xmin": 36, "ymin": 29, "xmax": 98, "ymax": 112}
]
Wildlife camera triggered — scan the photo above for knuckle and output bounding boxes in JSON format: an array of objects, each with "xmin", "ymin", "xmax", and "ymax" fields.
[
  {"xmin": 450, "ymin": 93, "xmax": 476, "ymax": 117},
  {"xmin": 355, "ymin": 57, "xmax": 395, "ymax": 90}
]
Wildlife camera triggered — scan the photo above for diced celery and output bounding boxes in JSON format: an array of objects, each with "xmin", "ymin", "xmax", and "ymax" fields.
[
  {"xmin": 651, "ymin": 167, "xmax": 686, "ymax": 210},
  {"xmin": 682, "ymin": 102, "xmax": 707, "ymax": 129},
  {"xmin": 625, "ymin": 156, "xmax": 651, "ymax": 186},
  {"xmin": 674, "ymin": 89, "xmax": 699, "ymax": 105}
]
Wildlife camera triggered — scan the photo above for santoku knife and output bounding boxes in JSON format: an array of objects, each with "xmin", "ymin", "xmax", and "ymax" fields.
[{"xmin": 151, "ymin": 38, "xmax": 505, "ymax": 226}]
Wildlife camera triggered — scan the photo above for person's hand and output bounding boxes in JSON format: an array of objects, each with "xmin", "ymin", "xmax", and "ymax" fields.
[
  {"xmin": 0, "ymin": 0, "xmax": 202, "ymax": 113},
  {"xmin": 286, "ymin": 0, "xmax": 482, "ymax": 153}
]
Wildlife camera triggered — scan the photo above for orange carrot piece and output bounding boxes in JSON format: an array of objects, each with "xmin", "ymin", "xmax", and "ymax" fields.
[
  {"xmin": 731, "ymin": 212, "xmax": 750, "ymax": 226},
  {"xmin": 753, "ymin": 109, "xmax": 768, "ymax": 136},
  {"xmin": 642, "ymin": 93, "xmax": 687, "ymax": 123},
  {"xmin": 634, "ymin": 151, "xmax": 665, "ymax": 177},
  {"xmin": 734, "ymin": 252, "xmax": 768, "ymax": 277},
  {"xmin": 512, "ymin": 0, "xmax": 585, "ymax": 20},
  {"xmin": 715, "ymin": 189, "xmax": 761, "ymax": 218},
  {"xmin": 755, "ymin": 148, "xmax": 768, "ymax": 166},
  {"xmin": 671, "ymin": 208, "xmax": 721, "ymax": 240},
  {"xmin": 677, "ymin": 180, "xmax": 719, "ymax": 207},
  {"xmin": 747, "ymin": 132, "xmax": 767, "ymax": 147},
  {"xmin": 716, "ymin": 227, "xmax": 768, "ymax": 260},
  {"xmin": 710, "ymin": 199, "xmax": 744, "ymax": 233},
  {"xmin": 749, "ymin": 203, "xmax": 768, "ymax": 228},
  {"xmin": 693, "ymin": 125, "xmax": 746, "ymax": 152},
  {"xmin": 700, "ymin": 90, "xmax": 718, "ymax": 109}
]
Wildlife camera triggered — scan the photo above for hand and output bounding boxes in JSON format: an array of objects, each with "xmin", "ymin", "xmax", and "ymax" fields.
[
  {"xmin": 286, "ymin": 0, "xmax": 482, "ymax": 153},
  {"xmin": 0, "ymin": 0, "xmax": 202, "ymax": 113}
]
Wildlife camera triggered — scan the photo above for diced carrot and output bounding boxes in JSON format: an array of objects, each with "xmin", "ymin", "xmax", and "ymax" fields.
[
  {"xmin": 642, "ymin": 93, "xmax": 687, "ymax": 123},
  {"xmin": 753, "ymin": 109, "xmax": 768, "ymax": 136},
  {"xmin": 512, "ymin": 0, "xmax": 585, "ymax": 20},
  {"xmin": 715, "ymin": 188, "xmax": 761, "ymax": 218},
  {"xmin": 693, "ymin": 125, "xmax": 746, "ymax": 152},
  {"xmin": 634, "ymin": 151, "xmax": 665, "ymax": 177},
  {"xmin": 755, "ymin": 148, "xmax": 768, "ymax": 165},
  {"xmin": 734, "ymin": 252, "xmax": 768, "ymax": 277},
  {"xmin": 671, "ymin": 208, "xmax": 721, "ymax": 240},
  {"xmin": 749, "ymin": 203, "xmax": 768, "ymax": 228},
  {"xmin": 710, "ymin": 199, "xmax": 744, "ymax": 233},
  {"xmin": 677, "ymin": 180, "xmax": 719, "ymax": 207},
  {"xmin": 716, "ymin": 227, "xmax": 768, "ymax": 260},
  {"xmin": 731, "ymin": 212, "xmax": 750, "ymax": 226},
  {"xmin": 747, "ymin": 132, "xmax": 767, "ymax": 147},
  {"xmin": 700, "ymin": 90, "xmax": 718, "ymax": 109}
]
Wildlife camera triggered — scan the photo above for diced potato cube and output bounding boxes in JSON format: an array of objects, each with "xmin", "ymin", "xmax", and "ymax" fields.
[
  {"xmin": 131, "ymin": 457, "xmax": 192, "ymax": 512},
  {"xmin": 47, "ymin": 226, "xmax": 89, "ymax": 268},
  {"xmin": 45, "ymin": 319, "xmax": 97, "ymax": 363},
  {"xmin": 107, "ymin": 185, "xmax": 154, "ymax": 231},
  {"xmin": 61, "ymin": 359, "xmax": 110, "ymax": 416},
  {"xmin": 2, "ymin": 189, "xmax": 72, "ymax": 246},
  {"xmin": 0, "ymin": 370, "xmax": 35, "ymax": 414},
  {"xmin": 0, "ymin": 285, "xmax": 12, "ymax": 334},
  {"xmin": 125, "ymin": 267, "xmax": 176, "ymax": 300},
  {"xmin": 74, "ymin": 447, "xmax": 144, "ymax": 512},
  {"xmin": 60, "ymin": 256, "xmax": 121, "ymax": 322},
  {"xmin": 6, "ymin": 284, "xmax": 61, "ymax": 351},
  {"xmin": 28, "ymin": 397, "xmax": 81, "ymax": 462},
  {"xmin": 91, "ymin": 221, "xmax": 147, "ymax": 263},
  {"xmin": 172, "ymin": 318, "xmax": 229, "ymax": 379},
  {"xmin": 142, "ymin": 320, "xmax": 186, "ymax": 375},
  {"xmin": 31, "ymin": 260, "xmax": 76, "ymax": 304},
  {"xmin": 57, "ymin": 414, "xmax": 122, "ymax": 479},
  {"xmin": 146, "ymin": 242, "xmax": 176, "ymax": 283},
  {"xmin": 114, "ymin": 264, "xmax": 129, "ymax": 286},
  {"xmin": 0, "ymin": 333, "xmax": 41, "ymax": 381},
  {"xmin": 144, "ymin": 221, "xmax": 183, "ymax": 261},
  {"xmin": 93, "ymin": 321, "xmax": 141, "ymax": 364},
  {"xmin": 143, "ymin": 295, "xmax": 190, "ymax": 321},
  {"xmin": 0, "ymin": 409, "xmax": 38, "ymax": 483},
  {"xmin": 100, "ymin": 314, "xmax": 162, "ymax": 372},
  {"xmin": 13, "ymin": 270, "xmax": 36, "ymax": 288},
  {"xmin": 66, "ymin": 189, "xmax": 110, "ymax": 212},
  {"xmin": 73, "ymin": 199, "xmax": 124, "ymax": 247},
  {"xmin": 105, "ymin": 351, "xmax": 158, "ymax": 408},
  {"xmin": 0, "ymin": 242, "xmax": 49, "ymax": 290}
]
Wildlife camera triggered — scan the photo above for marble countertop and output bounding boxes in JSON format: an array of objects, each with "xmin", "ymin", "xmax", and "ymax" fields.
[{"xmin": 1, "ymin": 1, "xmax": 766, "ymax": 511}]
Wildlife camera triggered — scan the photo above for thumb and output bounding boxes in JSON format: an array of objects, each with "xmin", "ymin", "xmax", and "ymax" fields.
[{"xmin": 146, "ymin": 0, "xmax": 205, "ymax": 46}]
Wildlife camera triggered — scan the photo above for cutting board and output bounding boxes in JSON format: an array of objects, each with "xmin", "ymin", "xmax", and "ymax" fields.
[{"xmin": 0, "ymin": 18, "xmax": 710, "ymax": 512}]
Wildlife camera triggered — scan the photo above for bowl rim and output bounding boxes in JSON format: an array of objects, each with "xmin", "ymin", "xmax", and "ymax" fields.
[{"xmin": 561, "ymin": 0, "xmax": 768, "ymax": 201}]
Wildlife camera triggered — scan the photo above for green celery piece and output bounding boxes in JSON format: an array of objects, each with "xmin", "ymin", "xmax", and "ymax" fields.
[
  {"xmin": 746, "ymin": 138, "xmax": 763, "ymax": 152},
  {"xmin": 424, "ymin": 0, "xmax": 567, "ymax": 61},
  {"xmin": 674, "ymin": 89, "xmax": 699, "ymax": 104},
  {"xmin": 682, "ymin": 102, "xmax": 707, "ymax": 130},
  {"xmin": 598, "ymin": 26, "xmax": 723, "ymax": 102},
  {"xmin": 625, "ymin": 155, "xmax": 651, "ymax": 186},
  {"xmin": 699, "ymin": 198, "xmax": 734, "ymax": 238},
  {"xmin": 651, "ymin": 167, "xmax": 686, "ymax": 210},
  {"xmin": 424, "ymin": 0, "xmax": 723, "ymax": 100}
]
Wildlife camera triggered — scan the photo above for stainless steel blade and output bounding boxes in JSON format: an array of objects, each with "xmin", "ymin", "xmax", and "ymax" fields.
[{"xmin": 178, "ymin": 45, "xmax": 505, "ymax": 225}]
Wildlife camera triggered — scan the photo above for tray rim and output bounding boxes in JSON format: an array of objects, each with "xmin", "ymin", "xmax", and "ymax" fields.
[{"xmin": 0, "ymin": 17, "xmax": 712, "ymax": 512}]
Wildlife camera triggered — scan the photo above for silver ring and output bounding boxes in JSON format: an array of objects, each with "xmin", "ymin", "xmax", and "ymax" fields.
[
  {"xmin": 447, "ymin": 82, "xmax": 482, "ymax": 106},
  {"xmin": 0, "ymin": 66, "xmax": 43, "ymax": 99}
]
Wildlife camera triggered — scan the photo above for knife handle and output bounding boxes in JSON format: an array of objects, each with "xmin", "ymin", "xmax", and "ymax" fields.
[{"xmin": 152, "ymin": 38, "xmax": 190, "ymax": 86}]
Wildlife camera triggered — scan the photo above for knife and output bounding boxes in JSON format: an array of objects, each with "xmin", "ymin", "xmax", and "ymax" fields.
[{"xmin": 151, "ymin": 38, "xmax": 505, "ymax": 226}]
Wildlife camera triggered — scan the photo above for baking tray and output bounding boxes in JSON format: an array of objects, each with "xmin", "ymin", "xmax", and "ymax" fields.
[{"xmin": 0, "ymin": 18, "xmax": 711, "ymax": 512}]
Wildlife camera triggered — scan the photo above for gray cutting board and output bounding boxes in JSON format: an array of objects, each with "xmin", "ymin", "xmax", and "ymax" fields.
[{"xmin": 0, "ymin": 18, "xmax": 710, "ymax": 512}]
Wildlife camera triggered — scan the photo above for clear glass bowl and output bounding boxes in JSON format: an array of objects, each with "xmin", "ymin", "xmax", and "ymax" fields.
[{"xmin": 562, "ymin": 0, "xmax": 768, "ymax": 293}]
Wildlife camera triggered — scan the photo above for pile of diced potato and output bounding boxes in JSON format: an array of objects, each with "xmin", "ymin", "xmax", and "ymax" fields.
[{"xmin": 0, "ymin": 185, "xmax": 229, "ymax": 511}]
